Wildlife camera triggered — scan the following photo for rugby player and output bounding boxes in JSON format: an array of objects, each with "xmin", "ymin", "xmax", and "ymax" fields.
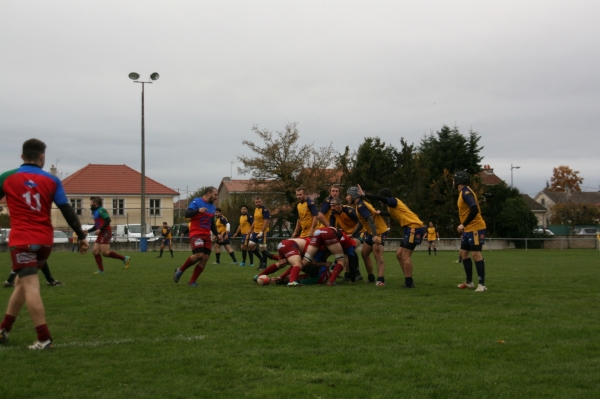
[
  {"xmin": 303, "ymin": 226, "xmax": 357, "ymax": 286},
  {"xmin": 213, "ymin": 208, "xmax": 238, "ymax": 265},
  {"xmin": 0, "ymin": 139, "xmax": 89, "ymax": 350},
  {"xmin": 87, "ymin": 196, "xmax": 130, "ymax": 273},
  {"xmin": 423, "ymin": 222, "xmax": 439, "ymax": 256},
  {"xmin": 173, "ymin": 187, "xmax": 221, "ymax": 287},
  {"xmin": 247, "ymin": 197, "xmax": 269, "ymax": 270},
  {"xmin": 291, "ymin": 187, "xmax": 318, "ymax": 238},
  {"xmin": 454, "ymin": 171, "xmax": 488, "ymax": 292},
  {"xmin": 329, "ymin": 196, "xmax": 363, "ymax": 281},
  {"xmin": 317, "ymin": 184, "xmax": 341, "ymax": 227},
  {"xmin": 4, "ymin": 261, "xmax": 61, "ymax": 288},
  {"xmin": 156, "ymin": 222, "xmax": 174, "ymax": 258},
  {"xmin": 231, "ymin": 205, "xmax": 253, "ymax": 266}
]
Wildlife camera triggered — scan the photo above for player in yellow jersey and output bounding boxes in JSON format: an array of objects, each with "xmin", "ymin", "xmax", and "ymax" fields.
[
  {"xmin": 423, "ymin": 222, "xmax": 439, "ymax": 255},
  {"xmin": 248, "ymin": 197, "xmax": 270, "ymax": 270},
  {"xmin": 292, "ymin": 187, "xmax": 318, "ymax": 238},
  {"xmin": 329, "ymin": 196, "xmax": 363, "ymax": 282},
  {"xmin": 454, "ymin": 171, "xmax": 487, "ymax": 292},
  {"xmin": 156, "ymin": 222, "xmax": 174, "ymax": 258},
  {"xmin": 231, "ymin": 205, "xmax": 254, "ymax": 266},
  {"xmin": 213, "ymin": 208, "xmax": 238, "ymax": 265},
  {"xmin": 347, "ymin": 187, "xmax": 388, "ymax": 285},
  {"xmin": 317, "ymin": 184, "xmax": 341, "ymax": 227},
  {"xmin": 357, "ymin": 185, "xmax": 424, "ymax": 289}
]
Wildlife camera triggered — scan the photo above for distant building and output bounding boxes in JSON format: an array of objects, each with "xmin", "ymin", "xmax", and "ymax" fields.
[
  {"xmin": 521, "ymin": 194, "xmax": 549, "ymax": 227},
  {"xmin": 534, "ymin": 190, "xmax": 600, "ymax": 209},
  {"xmin": 478, "ymin": 165, "xmax": 504, "ymax": 186},
  {"xmin": 51, "ymin": 164, "xmax": 179, "ymax": 230}
]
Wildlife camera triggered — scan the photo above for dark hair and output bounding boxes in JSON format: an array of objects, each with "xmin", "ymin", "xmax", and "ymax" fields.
[
  {"xmin": 215, "ymin": 207, "xmax": 222, "ymax": 212},
  {"xmin": 240, "ymin": 205, "xmax": 248, "ymax": 210},
  {"xmin": 295, "ymin": 187, "xmax": 306, "ymax": 193},
  {"xmin": 90, "ymin": 196, "xmax": 103, "ymax": 206},
  {"xmin": 330, "ymin": 197, "xmax": 343, "ymax": 205},
  {"xmin": 22, "ymin": 139, "xmax": 46, "ymax": 162},
  {"xmin": 163, "ymin": 222, "xmax": 168, "ymax": 225},
  {"xmin": 204, "ymin": 186, "xmax": 217, "ymax": 195}
]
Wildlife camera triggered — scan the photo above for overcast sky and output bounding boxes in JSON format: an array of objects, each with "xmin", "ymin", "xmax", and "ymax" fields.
[{"xmin": 1, "ymin": 0, "xmax": 599, "ymax": 199}]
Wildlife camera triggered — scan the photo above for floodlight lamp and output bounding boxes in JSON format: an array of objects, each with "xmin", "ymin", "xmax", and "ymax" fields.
[
  {"xmin": 129, "ymin": 72, "xmax": 140, "ymax": 80},
  {"xmin": 150, "ymin": 72, "xmax": 160, "ymax": 81}
]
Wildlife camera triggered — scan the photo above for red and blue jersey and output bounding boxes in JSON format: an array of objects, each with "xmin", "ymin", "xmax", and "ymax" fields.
[
  {"xmin": 188, "ymin": 197, "xmax": 216, "ymax": 237},
  {"xmin": 0, "ymin": 164, "xmax": 69, "ymax": 246}
]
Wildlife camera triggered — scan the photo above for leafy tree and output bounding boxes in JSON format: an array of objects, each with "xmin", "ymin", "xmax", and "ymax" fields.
[
  {"xmin": 548, "ymin": 165, "xmax": 583, "ymax": 192},
  {"xmin": 549, "ymin": 203, "xmax": 600, "ymax": 226},
  {"xmin": 480, "ymin": 183, "xmax": 522, "ymax": 236},
  {"xmin": 0, "ymin": 214, "xmax": 9, "ymax": 228},
  {"xmin": 237, "ymin": 123, "xmax": 339, "ymax": 228},
  {"xmin": 496, "ymin": 197, "xmax": 539, "ymax": 248}
]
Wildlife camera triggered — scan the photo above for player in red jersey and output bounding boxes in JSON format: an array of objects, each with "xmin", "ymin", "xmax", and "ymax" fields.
[
  {"xmin": 172, "ymin": 187, "xmax": 221, "ymax": 287},
  {"xmin": 303, "ymin": 227, "xmax": 355, "ymax": 286},
  {"xmin": 87, "ymin": 196, "xmax": 130, "ymax": 273},
  {"xmin": 253, "ymin": 237, "xmax": 311, "ymax": 286},
  {"xmin": 0, "ymin": 139, "xmax": 89, "ymax": 350}
]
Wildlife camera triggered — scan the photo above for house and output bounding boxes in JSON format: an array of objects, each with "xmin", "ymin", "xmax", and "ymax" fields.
[
  {"xmin": 51, "ymin": 164, "xmax": 179, "ymax": 230},
  {"xmin": 533, "ymin": 190, "xmax": 600, "ymax": 209},
  {"xmin": 478, "ymin": 165, "xmax": 504, "ymax": 186},
  {"xmin": 217, "ymin": 177, "xmax": 263, "ymax": 205},
  {"xmin": 521, "ymin": 194, "xmax": 549, "ymax": 227}
]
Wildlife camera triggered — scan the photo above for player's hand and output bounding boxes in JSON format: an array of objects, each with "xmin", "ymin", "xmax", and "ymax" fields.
[
  {"xmin": 78, "ymin": 239, "xmax": 89, "ymax": 254},
  {"xmin": 373, "ymin": 235, "xmax": 382, "ymax": 245},
  {"xmin": 375, "ymin": 210, "xmax": 381, "ymax": 215},
  {"xmin": 357, "ymin": 184, "xmax": 365, "ymax": 197},
  {"xmin": 457, "ymin": 224, "xmax": 465, "ymax": 233},
  {"xmin": 257, "ymin": 232, "xmax": 263, "ymax": 238},
  {"xmin": 198, "ymin": 207, "xmax": 208, "ymax": 213}
]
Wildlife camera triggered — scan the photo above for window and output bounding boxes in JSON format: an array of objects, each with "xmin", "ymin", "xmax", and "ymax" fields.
[
  {"xmin": 541, "ymin": 198, "xmax": 545, "ymax": 205},
  {"xmin": 70, "ymin": 198, "xmax": 82, "ymax": 215},
  {"xmin": 112, "ymin": 199, "xmax": 125, "ymax": 216},
  {"xmin": 149, "ymin": 199, "xmax": 161, "ymax": 216}
]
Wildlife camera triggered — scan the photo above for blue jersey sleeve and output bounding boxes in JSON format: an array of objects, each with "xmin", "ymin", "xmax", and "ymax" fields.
[
  {"xmin": 344, "ymin": 207, "xmax": 360, "ymax": 224},
  {"xmin": 248, "ymin": 215, "xmax": 254, "ymax": 224},
  {"xmin": 188, "ymin": 198, "xmax": 201, "ymax": 211},
  {"xmin": 329, "ymin": 212, "xmax": 336, "ymax": 226},
  {"xmin": 219, "ymin": 216, "xmax": 228, "ymax": 225},
  {"xmin": 320, "ymin": 199, "xmax": 331, "ymax": 214},
  {"xmin": 356, "ymin": 201, "xmax": 372, "ymax": 219},
  {"xmin": 462, "ymin": 188, "xmax": 478, "ymax": 208},
  {"xmin": 307, "ymin": 198, "xmax": 318, "ymax": 216},
  {"xmin": 262, "ymin": 207, "xmax": 270, "ymax": 220},
  {"xmin": 387, "ymin": 197, "xmax": 398, "ymax": 208},
  {"xmin": 52, "ymin": 177, "xmax": 69, "ymax": 206}
]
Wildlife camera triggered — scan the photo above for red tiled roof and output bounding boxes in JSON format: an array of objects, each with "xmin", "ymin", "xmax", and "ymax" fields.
[
  {"xmin": 62, "ymin": 164, "xmax": 178, "ymax": 196},
  {"xmin": 478, "ymin": 168, "xmax": 504, "ymax": 185},
  {"xmin": 221, "ymin": 179, "xmax": 253, "ymax": 193},
  {"xmin": 173, "ymin": 199, "xmax": 189, "ymax": 209}
]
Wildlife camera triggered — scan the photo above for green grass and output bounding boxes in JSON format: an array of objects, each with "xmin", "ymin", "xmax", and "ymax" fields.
[{"xmin": 1, "ymin": 249, "xmax": 599, "ymax": 398}]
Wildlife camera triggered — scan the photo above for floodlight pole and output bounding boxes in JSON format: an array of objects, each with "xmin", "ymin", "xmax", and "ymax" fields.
[
  {"xmin": 131, "ymin": 74, "xmax": 158, "ymax": 252},
  {"xmin": 510, "ymin": 163, "xmax": 520, "ymax": 188}
]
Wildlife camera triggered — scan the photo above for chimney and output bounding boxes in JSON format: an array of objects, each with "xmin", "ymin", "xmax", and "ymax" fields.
[
  {"xmin": 223, "ymin": 176, "xmax": 231, "ymax": 181},
  {"xmin": 50, "ymin": 165, "xmax": 58, "ymax": 176}
]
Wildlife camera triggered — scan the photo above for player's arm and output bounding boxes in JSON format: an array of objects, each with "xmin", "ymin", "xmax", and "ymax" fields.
[
  {"xmin": 423, "ymin": 231, "xmax": 428, "ymax": 240},
  {"xmin": 210, "ymin": 217, "xmax": 220, "ymax": 239},
  {"xmin": 329, "ymin": 212, "xmax": 337, "ymax": 228},
  {"xmin": 308, "ymin": 199, "xmax": 319, "ymax": 236},
  {"xmin": 232, "ymin": 224, "xmax": 242, "ymax": 238},
  {"xmin": 357, "ymin": 184, "xmax": 391, "ymax": 205},
  {"xmin": 260, "ymin": 208, "xmax": 270, "ymax": 235},
  {"xmin": 458, "ymin": 190, "xmax": 480, "ymax": 231},
  {"xmin": 317, "ymin": 201, "xmax": 331, "ymax": 227},
  {"xmin": 58, "ymin": 204, "xmax": 87, "ymax": 241}
]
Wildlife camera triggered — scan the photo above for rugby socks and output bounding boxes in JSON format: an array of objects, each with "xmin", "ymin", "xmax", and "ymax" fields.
[
  {"xmin": 428, "ymin": 247, "xmax": 431, "ymax": 255},
  {"xmin": 6, "ymin": 271, "xmax": 17, "ymax": 285},
  {"xmin": 475, "ymin": 260, "xmax": 485, "ymax": 286},
  {"xmin": 377, "ymin": 276, "xmax": 385, "ymax": 284},
  {"xmin": 169, "ymin": 249, "xmax": 174, "ymax": 258},
  {"xmin": 434, "ymin": 248, "xmax": 437, "ymax": 255},
  {"xmin": 367, "ymin": 273, "xmax": 376, "ymax": 283},
  {"xmin": 242, "ymin": 250, "xmax": 248, "ymax": 263},
  {"xmin": 228, "ymin": 252, "xmax": 238, "ymax": 263},
  {"xmin": 288, "ymin": 266, "xmax": 302, "ymax": 283},
  {"xmin": 252, "ymin": 249, "xmax": 263, "ymax": 263},
  {"xmin": 328, "ymin": 263, "xmax": 344, "ymax": 283},
  {"xmin": 260, "ymin": 264, "xmax": 280, "ymax": 276},
  {"xmin": 405, "ymin": 277, "xmax": 414, "ymax": 286},
  {"xmin": 180, "ymin": 257, "xmax": 196, "ymax": 272},
  {"xmin": 40, "ymin": 263, "xmax": 54, "ymax": 283},
  {"xmin": 190, "ymin": 265, "xmax": 205, "ymax": 283},
  {"xmin": 108, "ymin": 252, "xmax": 125, "ymax": 261},
  {"xmin": 159, "ymin": 249, "xmax": 164, "ymax": 257},
  {"xmin": 248, "ymin": 251, "xmax": 254, "ymax": 264},
  {"xmin": 94, "ymin": 254, "xmax": 104, "ymax": 271},
  {"xmin": 215, "ymin": 253, "xmax": 221, "ymax": 263},
  {"xmin": 462, "ymin": 258, "xmax": 473, "ymax": 283},
  {"xmin": 279, "ymin": 267, "xmax": 292, "ymax": 279},
  {"xmin": 1, "ymin": 314, "xmax": 16, "ymax": 332},
  {"xmin": 35, "ymin": 324, "xmax": 51, "ymax": 342}
]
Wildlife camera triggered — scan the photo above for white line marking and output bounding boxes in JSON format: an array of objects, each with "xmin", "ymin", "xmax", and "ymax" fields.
[{"xmin": 0, "ymin": 334, "xmax": 205, "ymax": 350}]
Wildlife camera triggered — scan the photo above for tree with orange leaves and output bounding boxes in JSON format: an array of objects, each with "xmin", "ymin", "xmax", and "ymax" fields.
[{"xmin": 548, "ymin": 165, "xmax": 583, "ymax": 192}]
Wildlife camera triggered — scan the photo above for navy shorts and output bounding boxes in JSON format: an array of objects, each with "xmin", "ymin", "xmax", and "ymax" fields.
[
  {"xmin": 460, "ymin": 229, "xmax": 486, "ymax": 251},
  {"xmin": 400, "ymin": 227, "xmax": 425, "ymax": 251}
]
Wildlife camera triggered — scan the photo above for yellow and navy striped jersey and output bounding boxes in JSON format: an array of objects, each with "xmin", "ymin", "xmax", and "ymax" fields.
[
  {"xmin": 215, "ymin": 215, "xmax": 229, "ymax": 234},
  {"xmin": 458, "ymin": 186, "xmax": 486, "ymax": 232},
  {"xmin": 253, "ymin": 206, "xmax": 270, "ymax": 233},
  {"xmin": 386, "ymin": 197, "xmax": 423, "ymax": 228},
  {"xmin": 296, "ymin": 198, "xmax": 318, "ymax": 237},
  {"xmin": 330, "ymin": 205, "xmax": 360, "ymax": 234},
  {"xmin": 161, "ymin": 227, "xmax": 172, "ymax": 239},
  {"xmin": 239, "ymin": 214, "xmax": 253, "ymax": 235},
  {"xmin": 354, "ymin": 199, "xmax": 388, "ymax": 235}
]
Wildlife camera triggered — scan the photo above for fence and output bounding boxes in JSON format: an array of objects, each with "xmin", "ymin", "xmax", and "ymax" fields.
[{"xmin": 3, "ymin": 236, "xmax": 597, "ymax": 253}]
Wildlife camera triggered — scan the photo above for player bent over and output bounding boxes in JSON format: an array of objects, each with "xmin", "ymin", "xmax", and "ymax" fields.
[
  {"xmin": 329, "ymin": 196, "xmax": 363, "ymax": 282},
  {"xmin": 156, "ymin": 222, "xmax": 174, "ymax": 258},
  {"xmin": 454, "ymin": 171, "xmax": 488, "ymax": 292},
  {"xmin": 302, "ymin": 227, "xmax": 354, "ymax": 286},
  {"xmin": 0, "ymin": 139, "xmax": 89, "ymax": 350},
  {"xmin": 87, "ymin": 196, "xmax": 130, "ymax": 273},
  {"xmin": 173, "ymin": 187, "xmax": 221, "ymax": 287}
]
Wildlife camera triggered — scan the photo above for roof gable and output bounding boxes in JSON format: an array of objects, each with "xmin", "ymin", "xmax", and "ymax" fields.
[
  {"xmin": 521, "ymin": 194, "xmax": 547, "ymax": 211},
  {"xmin": 62, "ymin": 164, "xmax": 178, "ymax": 196}
]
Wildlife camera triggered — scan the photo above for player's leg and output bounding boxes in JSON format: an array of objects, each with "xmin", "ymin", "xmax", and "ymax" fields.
[
  {"xmin": 92, "ymin": 242, "xmax": 105, "ymax": 273},
  {"xmin": 213, "ymin": 243, "xmax": 221, "ymax": 264},
  {"xmin": 40, "ymin": 262, "xmax": 60, "ymax": 286},
  {"xmin": 20, "ymin": 273, "xmax": 52, "ymax": 347},
  {"xmin": 101, "ymin": 243, "xmax": 128, "ymax": 267},
  {"xmin": 1, "ymin": 273, "xmax": 27, "ymax": 343},
  {"xmin": 471, "ymin": 229, "xmax": 486, "ymax": 291},
  {"xmin": 286, "ymin": 255, "xmax": 304, "ymax": 286},
  {"xmin": 325, "ymin": 244, "xmax": 346, "ymax": 286},
  {"xmin": 372, "ymin": 243, "xmax": 385, "ymax": 286},
  {"xmin": 457, "ymin": 233, "xmax": 474, "ymax": 289},
  {"xmin": 157, "ymin": 243, "xmax": 165, "ymax": 258},
  {"xmin": 168, "ymin": 242, "xmax": 174, "ymax": 257},
  {"xmin": 224, "ymin": 244, "xmax": 238, "ymax": 264},
  {"xmin": 174, "ymin": 236, "xmax": 205, "ymax": 283},
  {"xmin": 4, "ymin": 270, "xmax": 17, "ymax": 288},
  {"xmin": 189, "ymin": 249, "xmax": 211, "ymax": 286},
  {"xmin": 361, "ymin": 243, "xmax": 375, "ymax": 283},
  {"xmin": 399, "ymin": 247, "xmax": 416, "ymax": 288}
]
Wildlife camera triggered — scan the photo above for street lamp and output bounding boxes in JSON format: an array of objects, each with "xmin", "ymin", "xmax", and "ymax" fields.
[
  {"xmin": 510, "ymin": 163, "xmax": 520, "ymax": 188},
  {"xmin": 129, "ymin": 72, "xmax": 160, "ymax": 252}
]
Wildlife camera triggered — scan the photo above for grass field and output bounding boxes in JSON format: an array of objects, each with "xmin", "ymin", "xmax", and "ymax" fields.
[{"xmin": 0, "ymin": 249, "xmax": 599, "ymax": 398}]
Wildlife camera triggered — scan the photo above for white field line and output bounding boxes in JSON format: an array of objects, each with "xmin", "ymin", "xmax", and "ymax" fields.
[{"xmin": 0, "ymin": 334, "xmax": 205, "ymax": 350}]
